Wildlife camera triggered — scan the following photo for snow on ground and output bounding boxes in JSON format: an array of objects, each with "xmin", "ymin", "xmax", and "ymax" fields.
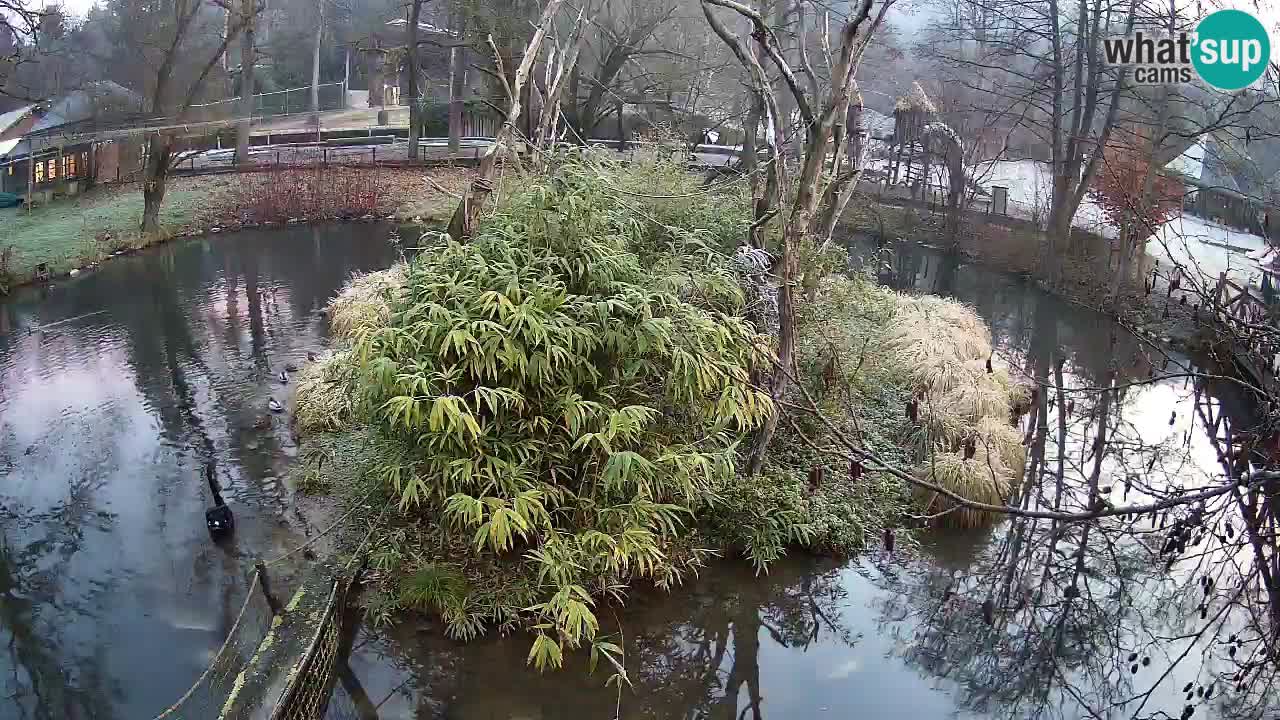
[
  {"xmin": 975, "ymin": 160, "xmax": 1113, "ymax": 236},
  {"xmin": 973, "ymin": 160, "xmax": 1273, "ymax": 288},
  {"xmin": 1148, "ymin": 214, "xmax": 1270, "ymax": 288},
  {"xmin": 869, "ymin": 154, "xmax": 1274, "ymax": 287}
]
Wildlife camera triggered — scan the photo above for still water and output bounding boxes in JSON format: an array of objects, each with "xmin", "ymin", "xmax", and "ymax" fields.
[
  {"xmin": 0, "ymin": 224, "xmax": 403, "ymax": 720},
  {"xmin": 0, "ymin": 228, "xmax": 1269, "ymax": 720},
  {"xmin": 327, "ymin": 238, "xmax": 1266, "ymax": 720}
]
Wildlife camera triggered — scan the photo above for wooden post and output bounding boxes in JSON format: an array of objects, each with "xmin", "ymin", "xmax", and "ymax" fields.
[
  {"xmin": 448, "ymin": 41, "xmax": 464, "ymax": 154},
  {"xmin": 27, "ymin": 150, "xmax": 35, "ymax": 213},
  {"xmin": 615, "ymin": 100, "xmax": 624, "ymax": 152}
]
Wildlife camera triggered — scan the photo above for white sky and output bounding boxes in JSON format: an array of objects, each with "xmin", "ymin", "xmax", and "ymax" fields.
[{"xmin": 47, "ymin": 0, "xmax": 1280, "ymax": 57}]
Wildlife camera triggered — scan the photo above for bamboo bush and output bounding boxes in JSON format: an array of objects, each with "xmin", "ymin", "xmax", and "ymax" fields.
[
  {"xmin": 346, "ymin": 159, "xmax": 775, "ymax": 668},
  {"xmin": 295, "ymin": 154, "xmax": 1030, "ymax": 667}
]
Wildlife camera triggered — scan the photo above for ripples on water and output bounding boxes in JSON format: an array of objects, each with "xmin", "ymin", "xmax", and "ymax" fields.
[
  {"xmin": 0, "ymin": 224, "xmax": 402, "ymax": 720},
  {"xmin": 0, "ymin": 227, "xmax": 1271, "ymax": 720},
  {"xmin": 322, "ymin": 237, "xmax": 1273, "ymax": 720}
]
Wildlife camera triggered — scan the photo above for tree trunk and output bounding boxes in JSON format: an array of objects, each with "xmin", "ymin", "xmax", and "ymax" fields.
[
  {"xmin": 141, "ymin": 133, "xmax": 172, "ymax": 237},
  {"xmin": 235, "ymin": 0, "xmax": 256, "ymax": 167},
  {"xmin": 535, "ymin": 14, "xmax": 589, "ymax": 158},
  {"xmin": 747, "ymin": 112, "xmax": 837, "ymax": 476},
  {"xmin": 448, "ymin": 43, "xmax": 464, "ymax": 154},
  {"xmin": 447, "ymin": 2, "xmax": 566, "ymax": 240},
  {"xmin": 406, "ymin": 0, "xmax": 421, "ymax": 159},
  {"xmin": 741, "ymin": 96, "xmax": 762, "ymax": 199},
  {"xmin": 310, "ymin": 0, "xmax": 323, "ymax": 126},
  {"xmin": 368, "ymin": 49, "xmax": 384, "ymax": 106}
]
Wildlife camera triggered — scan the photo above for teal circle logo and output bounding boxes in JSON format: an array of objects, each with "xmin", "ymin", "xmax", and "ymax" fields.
[{"xmin": 1192, "ymin": 9, "xmax": 1271, "ymax": 91}]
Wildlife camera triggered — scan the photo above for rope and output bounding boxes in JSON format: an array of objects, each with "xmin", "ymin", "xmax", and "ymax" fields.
[
  {"xmin": 149, "ymin": 571, "xmax": 262, "ymax": 720},
  {"xmin": 263, "ymin": 487, "xmax": 381, "ymax": 568},
  {"xmin": 343, "ymin": 499, "xmax": 395, "ymax": 574}
]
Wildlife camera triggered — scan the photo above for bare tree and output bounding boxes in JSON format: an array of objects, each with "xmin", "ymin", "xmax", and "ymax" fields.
[
  {"xmin": 235, "ymin": 0, "xmax": 257, "ymax": 166},
  {"xmin": 447, "ymin": 0, "xmax": 568, "ymax": 239},
  {"xmin": 562, "ymin": 0, "xmax": 680, "ymax": 139},
  {"xmin": 919, "ymin": 0, "xmax": 1139, "ymax": 286},
  {"xmin": 0, "ymin": 2, "xmax": 49, "ymax": 103},
  {"xmin": 142, "ymin": 0, "xmax": 255, "ymax": 235},
  {"xmin": 700, "ymin": 0, "xmax": 885, "ymax": 474}
]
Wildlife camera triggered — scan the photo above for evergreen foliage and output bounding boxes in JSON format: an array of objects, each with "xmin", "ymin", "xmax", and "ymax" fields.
[
  {"xmin": 295, "ymin": 154, "xmax": 1025, "ymax": 669},
  {"xmin": 348, "ymin": 158, "xmax": 772, "ymax": 665}
]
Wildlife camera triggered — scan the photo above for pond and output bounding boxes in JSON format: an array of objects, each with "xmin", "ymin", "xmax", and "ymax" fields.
[
  {"xmin": 0, "ymin": 227, "xmax": 1272, "ymax": 720},
  {"xmin": 322, "ymin": 237, "xmax": 1272, "ymax": 720},
  {"xmin": 0, "ymin": 224, "xmax": 404, "ymax": 720}
]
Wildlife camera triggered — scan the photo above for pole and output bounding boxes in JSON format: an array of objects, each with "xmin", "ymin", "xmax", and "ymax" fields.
[
  {"xmin": 616, "ymin": 100, "xmax": 624, "ymax": 152},
  {"xmin": 27, "ymin": 147, "xmax": 35, "ymax": 213},
  {"xmin": 448, "ymin": 42, "xmax": 464, "ymax": 154},
  {"xmin": 343, "ymin": 47, "xmax": 351, "ymax": 108}
]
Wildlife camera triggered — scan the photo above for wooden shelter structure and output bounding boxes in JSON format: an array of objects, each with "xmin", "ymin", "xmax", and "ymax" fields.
[{"xmin": 886, "ymin": 82, "xmax": 937, "ymax": 195}]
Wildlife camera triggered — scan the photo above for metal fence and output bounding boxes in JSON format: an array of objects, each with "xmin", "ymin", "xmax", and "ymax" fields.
[{"xmin": 187, "ymin": 82, "xmax": 347, "ymax": 124}]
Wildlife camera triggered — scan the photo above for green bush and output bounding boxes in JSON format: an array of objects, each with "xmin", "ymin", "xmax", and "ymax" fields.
[
  {"xmin": 349, "ymin": 159, "xmax": 773, "ymax": 667},
  {"xmin": 301, "ymin": 155, "xmax": 1015, "ymax": 669},
  {"xmin": 705, "ymin": 274, "xmax": 917, "ymax": 562}
]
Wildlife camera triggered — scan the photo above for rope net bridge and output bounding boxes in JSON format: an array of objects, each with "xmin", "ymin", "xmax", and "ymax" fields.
[
  {"xmin": 269, "ymin": 574, "xmax": 357, "ymax": 720},
  {"xmin": 148, "ymin": 497, "xmax": 383, "ymax": 720}
]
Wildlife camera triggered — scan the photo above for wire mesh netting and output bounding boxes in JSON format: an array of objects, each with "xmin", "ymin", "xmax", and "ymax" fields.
[
  {"xmin": 269, "ymin": 576, "xmax": 352, "ymax": 720},
  {"xmin": 187, "ymin": 83, "xmax": 347, "ymax": 125}
]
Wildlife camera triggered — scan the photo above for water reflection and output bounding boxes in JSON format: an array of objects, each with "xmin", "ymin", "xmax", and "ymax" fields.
[
  {"xmin": 3, "ymin": 224, "xmax": 1270, "ymax": 720},
  {"xmin": 0, "ymin": 224, "xmax": 402, "ymax": 720},
  {"xmin": 326, "ymin": 236, "xmax": 1277, "ymax": 720}
]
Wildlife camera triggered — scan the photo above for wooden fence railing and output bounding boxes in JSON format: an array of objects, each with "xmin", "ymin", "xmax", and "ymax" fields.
[{"xmin": 1211, "ymin": 271, "xmax": 1279, "ymax": 391}]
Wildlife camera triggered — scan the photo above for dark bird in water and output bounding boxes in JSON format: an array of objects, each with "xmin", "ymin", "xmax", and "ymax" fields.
[
  {"xmin": 205, "ymin": 465, "xmax": 234, "ymax": 537},
  {"xmin": 284, "ymin": 362, "xmax": 299, "ymax": 373},
  {"xmin": 268, "ymin": 397, "xmax": 284, "ymax": 413},
  {"xmin": 307, "ymin": 352, "xmax": 318, "ymax": 362},
  {"xmin": 277, "ymin": 370, "xmax": 289, "ymax": 384}
]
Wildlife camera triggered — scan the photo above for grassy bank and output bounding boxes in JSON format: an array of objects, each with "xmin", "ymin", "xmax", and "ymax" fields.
[
  {"xmin": 0, "ymin": 176, "xmax": 234, "ymax": 287},
  {"xmin": 0, "ymin": 167, "xmax": 470, "ymax": 292},
  {"xmin": 288, "ymin": 150, "xmax": 1030, "ymax": 669}
]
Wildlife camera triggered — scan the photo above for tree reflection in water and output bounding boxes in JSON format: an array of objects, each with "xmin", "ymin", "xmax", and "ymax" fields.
[
  {"xmin": 323, "ymin": 240, "xmax": 1280, "ymax": 720},
  {"xmin": 329, "ymin": 559, "xmax": 861, "ymax": 720}
]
